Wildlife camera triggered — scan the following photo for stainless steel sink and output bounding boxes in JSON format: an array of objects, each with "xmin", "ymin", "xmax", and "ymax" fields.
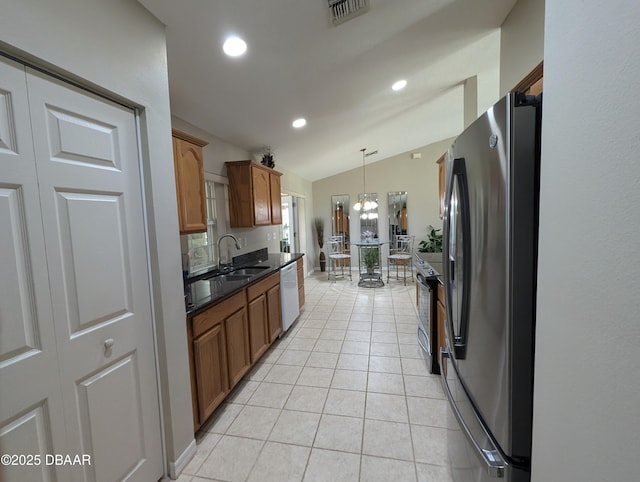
[
  {"xmin": 232, "ymin": 267, "xmax": 269, "ymax": 275},
  {"xmin": 217, "ymin": 274, "xmax": 252, "ymax": 282}
]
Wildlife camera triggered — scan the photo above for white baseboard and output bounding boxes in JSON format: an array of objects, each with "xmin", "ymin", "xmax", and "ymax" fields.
[{"xmin": 166, "ymin": 438, "xmax": 197, "ymax": 480}]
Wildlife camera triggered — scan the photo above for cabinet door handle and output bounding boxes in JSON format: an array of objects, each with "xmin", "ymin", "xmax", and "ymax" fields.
[{"xmin": 104, "ymin": 338, "xmax": 115, "ymax": 352}]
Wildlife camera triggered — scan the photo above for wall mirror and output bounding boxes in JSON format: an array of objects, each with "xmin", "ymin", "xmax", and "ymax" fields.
[
  {"xmin": 331, "ymin": 194, "xmax": 350, "ymax": 248},
  {"xmin": 388, "ymin": 191, "xmax": 408, "ymax": 243},
  {"xmin": 357, "ymin": 192, "xmax": 379, "ymax": 239}
]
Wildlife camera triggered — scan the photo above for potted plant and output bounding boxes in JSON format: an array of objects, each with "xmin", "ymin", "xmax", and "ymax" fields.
[
  {"xmin": 418, "ymin": 225, "xmax": 443, "ymax": 272},
  {"xmin": 418, "ymin": 225, "xmax": 442, "ymax": 253},
  {"xmin": 313, "ymin": 217, "xmax": 326, "ymax": 272},
  {"xmin": 362, "ymin": 247, "xmax": 379, "ymax": 275}
]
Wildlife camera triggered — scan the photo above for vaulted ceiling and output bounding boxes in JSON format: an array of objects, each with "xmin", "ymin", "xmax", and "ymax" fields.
[{"xmin": 138, "ymin": 0, "xmax": 517, "ymax": 181}]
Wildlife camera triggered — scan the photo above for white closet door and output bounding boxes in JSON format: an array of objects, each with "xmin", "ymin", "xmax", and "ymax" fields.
[
  {"xmin": 0, "ymin": 56, "xmax": 67, "ymax": 482},
  {"xmin": 0, "ymin": 54, "xmax": 163, "ymax": 482},
  {"xmin": 25, "ymin": 68, "xmax": 163, "ymax": 482}
]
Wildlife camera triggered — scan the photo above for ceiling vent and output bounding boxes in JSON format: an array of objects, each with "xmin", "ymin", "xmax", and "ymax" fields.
[{"xmin": 328, "ymin": 0, "xmax": 370, "ymax": 26}]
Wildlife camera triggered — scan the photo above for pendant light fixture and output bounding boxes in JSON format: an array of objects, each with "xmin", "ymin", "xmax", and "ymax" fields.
[{"xmin": 353, "ymin": 148, "xmax": 378, "ymax": 213}]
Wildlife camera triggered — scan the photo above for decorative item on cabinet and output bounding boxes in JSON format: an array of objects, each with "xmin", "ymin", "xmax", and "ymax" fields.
[
  {"xmin": 261, "ymin": 145, "xmax": 275, "ymax": 168},
  {"xmin": 225, "ymin": 160, "xmax": 283, "ymax": 227},
  {"xmin": 172, "ymin": 129, "xmax": 209, "ymax": 233}
]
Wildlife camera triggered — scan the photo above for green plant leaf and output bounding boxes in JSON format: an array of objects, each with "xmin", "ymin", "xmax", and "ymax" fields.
[{"xmin": 417, "ymin": 227, "xmax": 442, "ymax": 252}]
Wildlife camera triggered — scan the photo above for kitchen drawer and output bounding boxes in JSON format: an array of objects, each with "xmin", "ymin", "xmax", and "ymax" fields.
[
  {"xmin": 246, "ymin": 271, "xmax": 280, "ymax": 301},
  {"xmin": 192, "ymin": 291, "xmax": 246, "ymax": 338}
]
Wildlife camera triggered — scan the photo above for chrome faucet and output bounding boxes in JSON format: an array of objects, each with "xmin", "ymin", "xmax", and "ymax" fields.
[{"xmin": 217, "ymin": 233, "xmax": 241, "ymax": 271}]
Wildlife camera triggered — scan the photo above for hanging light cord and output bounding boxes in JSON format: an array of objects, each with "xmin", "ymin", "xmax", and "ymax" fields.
[{"xmin": 361, "ymin": 148, "xmax": 366, "ymax": 205}]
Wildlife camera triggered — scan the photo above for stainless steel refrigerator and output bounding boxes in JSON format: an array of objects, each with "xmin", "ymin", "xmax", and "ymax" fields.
[{"xmin": 441, "ymin": 92, "xmax": 541, "ymax": 482}]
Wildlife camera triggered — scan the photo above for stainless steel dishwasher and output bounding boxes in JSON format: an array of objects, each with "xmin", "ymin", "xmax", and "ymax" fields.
[{"xmin": 280, "ymin": 262, "xmax": 300, "ymax": 332}]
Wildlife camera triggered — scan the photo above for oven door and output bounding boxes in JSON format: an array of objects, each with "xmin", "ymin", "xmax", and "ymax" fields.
[{"xmin": 416, "ymin": 273, "xmax": 436, "ymax": 373}]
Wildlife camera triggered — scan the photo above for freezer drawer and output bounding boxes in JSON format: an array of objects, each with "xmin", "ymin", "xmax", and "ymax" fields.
[{"xmin": 440, "ymin": 349, "xmax": 530, "ymax": 482}]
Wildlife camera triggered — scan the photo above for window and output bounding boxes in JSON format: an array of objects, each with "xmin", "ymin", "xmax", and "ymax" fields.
[{"xmin": 186, "ymin": 180, "xmax": 219, "ymax": 273}]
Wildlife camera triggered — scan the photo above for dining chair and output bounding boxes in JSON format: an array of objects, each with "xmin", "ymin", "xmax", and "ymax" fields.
[
  {"xmin": 387, "ymin": 234, "xmax": 414, "ymax": 285},
  {"xmin": 327, "ymin": 235, "xmax": 352, "ymax": 281}
]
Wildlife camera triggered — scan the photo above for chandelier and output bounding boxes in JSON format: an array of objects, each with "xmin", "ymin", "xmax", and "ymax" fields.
[{"xmin": 353, "ymin": 148, "xmax": 378, "ymax": 214}]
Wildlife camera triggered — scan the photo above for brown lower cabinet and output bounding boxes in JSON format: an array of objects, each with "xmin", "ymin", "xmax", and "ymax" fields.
[
  {"xmin": 192, "ymin": 322, "xmax": 228, "ymax": 423},
  {"xmin": 189, "ymin": 291, "xmax": 251, "ymax": 430},
  {"xmin": 267, "ymin": 283, "xmax": 282, "ymax": 343},
  {"xmin": 225, "ymin": 306, "xmax": 252, "ymax": 387},
  {"xmin": 187, "ymin": 268, "xmax": 297, "ymax": 431},
  {"xmin": 247, "ymin": 272, "xmax": 281, "ymax": 362},
  {"xmin": 247, "ymin": 295, "xmax": 270, "ymax": 362}
]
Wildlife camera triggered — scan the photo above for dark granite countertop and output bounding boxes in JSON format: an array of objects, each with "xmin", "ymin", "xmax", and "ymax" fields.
[{"xmin": 185, "ymin": 250, "xmax": 304, "ymax": 317}]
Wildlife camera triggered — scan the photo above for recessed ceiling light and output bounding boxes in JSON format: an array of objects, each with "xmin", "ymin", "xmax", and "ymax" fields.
[
  {"xmin": 292, "ymin": 118, "xmax": 307, "ymax": 128},
  {"xmin": 392, "ymin": 80, "xmax": 407, "ymax": 91},
  {"xmin": 223, "ymin": 36, "xmax": 247, "ymax": 57}
]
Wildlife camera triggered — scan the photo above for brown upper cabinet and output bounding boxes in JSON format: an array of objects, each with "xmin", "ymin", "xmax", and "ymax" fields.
[
  {"xmin": 172, "ymin": 129, "xmax": 209, "ymax": 234},
  {"xmin": 225, "ymin": 160, "xmax": 283, "ymax": 228},
  {"xmin": 513, "ymin": 61, "xmax": 543, "ymax": 95}
]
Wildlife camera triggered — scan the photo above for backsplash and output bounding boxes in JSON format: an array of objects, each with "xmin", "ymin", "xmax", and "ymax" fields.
[
  {"xmin": 232, "ymin": 247, "xmax": 269, "ymax": 267},
  {"xmin": 180, "ymin": 224, "xmax": 281, "ymax": 275}
]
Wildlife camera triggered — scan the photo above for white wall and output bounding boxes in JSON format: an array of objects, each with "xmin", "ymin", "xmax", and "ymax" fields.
[
  {"xmin": 500, "ymin": 0, "xmax": 545, "ymax": 94},
  {"xmin": 532, "ymin": 1, "xmax": 640, "ymax": 481},
  {"xmin": 312, "ymin": 139, "xmax": 453, "ymax": 269},
  {"xmin": 0, "ymin": 0, "xmax": 194, "ymax": 477}
]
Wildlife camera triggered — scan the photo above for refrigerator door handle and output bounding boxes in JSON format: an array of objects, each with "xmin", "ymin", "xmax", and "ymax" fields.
[
  {"xmin": 443, "ymin": 156, "xmax": 471, "ymax": 359},
  {"xmin": 439, "ymin": 349, "xmax": 506, "ymax": 478}
]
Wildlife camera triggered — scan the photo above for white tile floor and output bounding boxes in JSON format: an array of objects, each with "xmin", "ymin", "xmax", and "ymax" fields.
[{"xmin": 178, "ymin": 272, "xmax": 452, "ymax": 482}]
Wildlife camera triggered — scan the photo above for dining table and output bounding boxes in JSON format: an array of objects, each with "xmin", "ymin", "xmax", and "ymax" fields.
[{"xmin": 351, "ymin": 238, "xmax": 389, "ymax": 288}]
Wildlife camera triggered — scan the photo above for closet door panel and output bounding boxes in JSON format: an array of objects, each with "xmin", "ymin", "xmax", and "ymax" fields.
[
  {"xmin": 0, "ymin": 404, "xmax": 57, "ymax": 482},
  {"xmin": 0, "ymin": 56, "xmax": 67, "ymax": 481},
  {"xmin": 25, "ymin": 68, "xmax": 163, "ymax": 481}
]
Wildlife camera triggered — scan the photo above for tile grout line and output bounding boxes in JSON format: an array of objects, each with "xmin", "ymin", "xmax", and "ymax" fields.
[{"xmin": 192, "ymin": 273, "xmax": 448, "ymax": 481}]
